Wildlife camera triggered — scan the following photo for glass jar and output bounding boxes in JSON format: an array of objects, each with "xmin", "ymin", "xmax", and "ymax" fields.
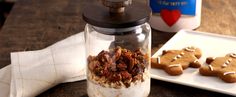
[
  {"xmin": 85, "ymin": 23, "xmax": 151, "ymax": 97},
  {"xmin": 82, "ymin": 0, "xmax": 151, "ymax": 97}
]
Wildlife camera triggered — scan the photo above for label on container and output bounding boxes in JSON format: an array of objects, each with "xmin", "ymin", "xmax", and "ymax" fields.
[{"xmin": 150, "ymin": 0, "xmax": 196, "ymax": 16}]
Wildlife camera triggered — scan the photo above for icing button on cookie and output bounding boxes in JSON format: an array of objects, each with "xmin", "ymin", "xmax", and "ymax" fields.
[
  {"xmin": 171, "ymin": 54, "xmax": 183, "ymax": 62},
  {"xmin": 221, "ymin": 59, "xmax": 232, "ymax": 68}
]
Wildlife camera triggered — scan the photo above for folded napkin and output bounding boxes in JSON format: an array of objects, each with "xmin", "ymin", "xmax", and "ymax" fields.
[{"xmin": 0, "ymin": 32, "xmax": 86, "ymax": 97}]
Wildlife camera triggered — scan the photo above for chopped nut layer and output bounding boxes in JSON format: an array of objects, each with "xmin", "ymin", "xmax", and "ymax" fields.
[{"xmin": 88, "ymin": 46, "xmax": 149, "ymax": 88}]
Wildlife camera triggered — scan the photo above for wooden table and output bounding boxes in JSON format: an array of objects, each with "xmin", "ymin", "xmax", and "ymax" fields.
[{"xmin": 0, "ymin": 0, "xmax": 236, "ymax": 97}]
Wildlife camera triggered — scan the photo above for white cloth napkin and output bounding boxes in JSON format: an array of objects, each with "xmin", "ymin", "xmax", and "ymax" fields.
[{"xmin": 0, "ymin": 32, "xmax": 86, "ymax": 97}]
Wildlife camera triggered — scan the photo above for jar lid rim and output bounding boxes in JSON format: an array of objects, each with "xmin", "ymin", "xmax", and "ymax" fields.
[{"xmin": 82, "ymin": 2, "xmax": 151, "ymax": 28}]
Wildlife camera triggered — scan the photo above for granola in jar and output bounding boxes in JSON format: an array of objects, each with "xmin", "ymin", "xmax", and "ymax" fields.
[{"xmin": 87, "ymin": 46, "xmax": 150, "ymax": 97}]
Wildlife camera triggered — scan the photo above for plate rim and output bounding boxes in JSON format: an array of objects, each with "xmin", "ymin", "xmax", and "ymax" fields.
[{"xmin": 151, "ymin": 29, "xmax": 236, "ymax": 96}]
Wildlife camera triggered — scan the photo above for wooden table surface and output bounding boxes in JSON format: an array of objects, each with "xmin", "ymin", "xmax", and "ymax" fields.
[{"xmin": 0, "ymin": 0, "xmax": 236, "ymax": 97}]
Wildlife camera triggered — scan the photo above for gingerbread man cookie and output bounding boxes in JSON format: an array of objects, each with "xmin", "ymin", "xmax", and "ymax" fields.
[
  {"xmin": 199, "ymin": 53, "xmax": 236, "ymax": 83},
  {"xmin": 151, "ymin": 46, "xmax": 202, "ymax": 75}
]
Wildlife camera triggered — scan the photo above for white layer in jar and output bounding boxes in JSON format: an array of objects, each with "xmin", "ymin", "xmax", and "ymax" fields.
[{"xmin": 87, "ymin": 71, "xmax": 150, "ymax": 97}]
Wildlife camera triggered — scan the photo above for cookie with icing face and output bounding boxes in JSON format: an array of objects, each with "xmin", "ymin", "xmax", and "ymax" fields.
[
  {"xmin": 199, "ymin": 53, "xmax": 236, "ymax": 83},
  {"xmin": 151, "ymin": 46, "xmax": 202, "ymax": 75}
]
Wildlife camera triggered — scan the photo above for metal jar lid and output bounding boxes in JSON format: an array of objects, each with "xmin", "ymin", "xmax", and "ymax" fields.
[{"xmin": 82, "ymin": 0, "xmax": 151, "ymax": 28}]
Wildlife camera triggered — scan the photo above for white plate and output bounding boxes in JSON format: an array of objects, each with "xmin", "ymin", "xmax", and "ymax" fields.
[{"xmin": 151, "ymin": 30, "xmax": 236, "ymax": 96}]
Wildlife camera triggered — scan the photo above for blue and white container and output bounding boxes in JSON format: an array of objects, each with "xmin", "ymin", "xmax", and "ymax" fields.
[{"xmin": 149, "ymin": 0, "xmax": 202, "ymax": 32}]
